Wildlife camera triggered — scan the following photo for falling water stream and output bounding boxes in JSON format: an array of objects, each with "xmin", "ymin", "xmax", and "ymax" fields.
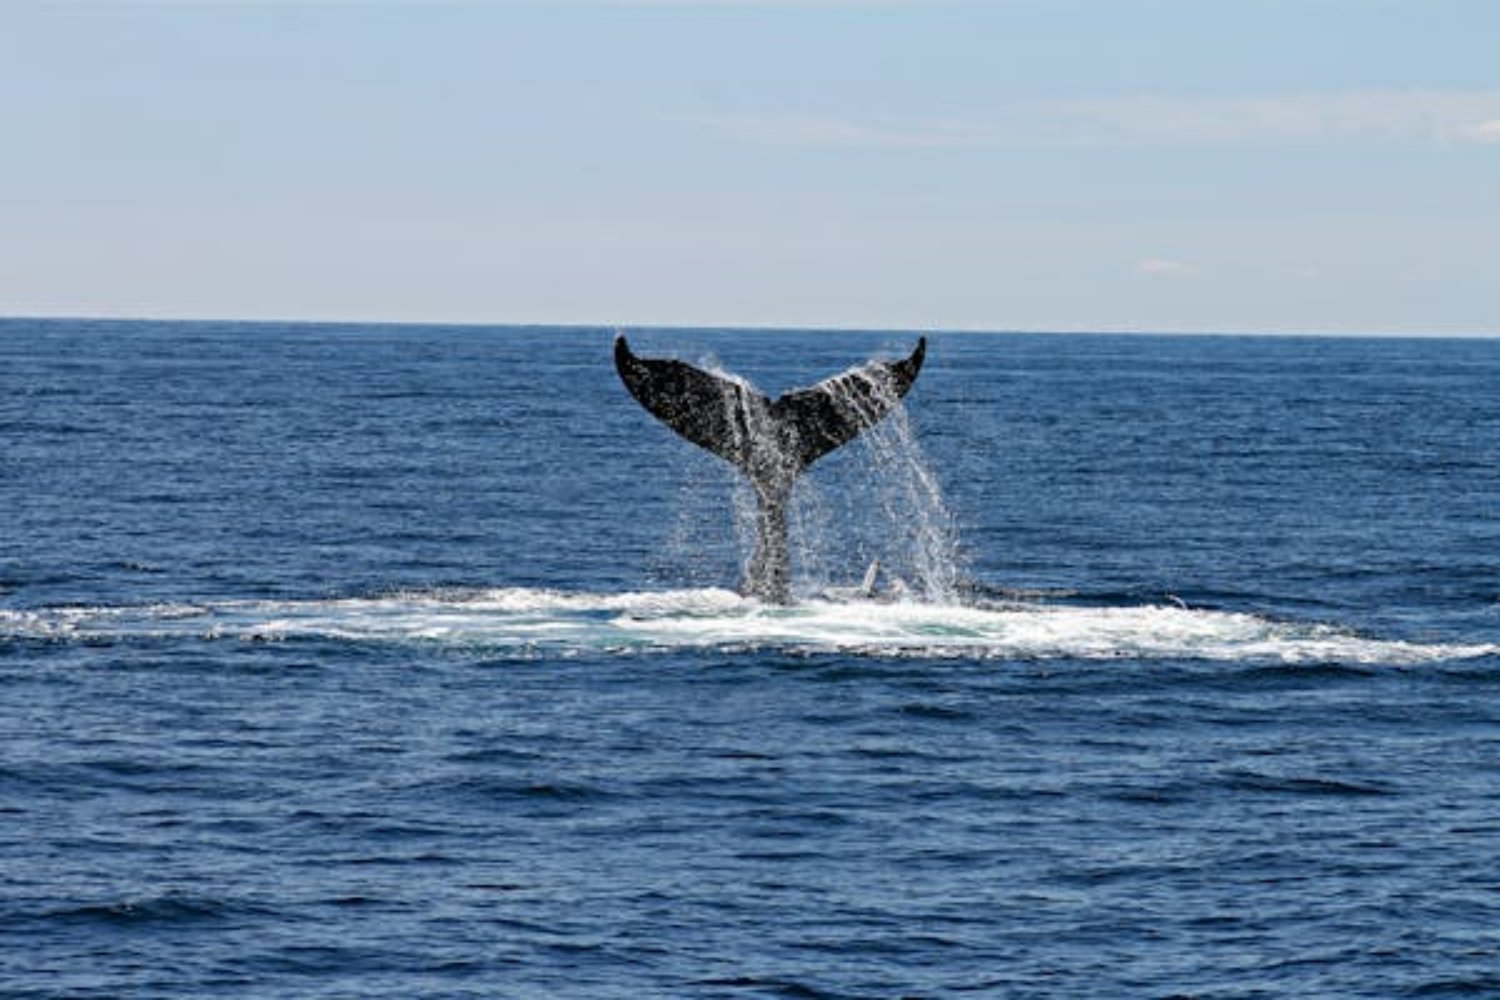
[{"xmin": 686, "ymin": 349, "xmax": 964, "ymax": 603}]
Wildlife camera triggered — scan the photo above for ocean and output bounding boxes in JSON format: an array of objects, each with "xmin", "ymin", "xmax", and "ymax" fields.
[{"xmin": 2, "ymin": 318, "xmax": 1498, "ymax": 998}]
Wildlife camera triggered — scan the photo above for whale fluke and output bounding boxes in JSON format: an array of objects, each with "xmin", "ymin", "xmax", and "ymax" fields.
[{"xmin": 614, "ymin": 335, "xmax": 926, "ymax": 603}]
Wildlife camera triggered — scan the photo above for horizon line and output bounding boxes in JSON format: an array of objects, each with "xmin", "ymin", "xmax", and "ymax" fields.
[{"xmin": 2, "ymin": 312, "xmax": 1496, "ymax": 341}]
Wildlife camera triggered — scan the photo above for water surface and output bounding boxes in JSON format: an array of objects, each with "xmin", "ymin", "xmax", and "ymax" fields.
[{"xmin": 3, "ymin": 320, "xmax": 1498, "ymax": 997}]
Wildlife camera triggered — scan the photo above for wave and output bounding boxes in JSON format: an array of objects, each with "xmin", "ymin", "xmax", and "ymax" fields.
[
  {"xmin": 37, "ymin": 891, "xmax": 272, "ymax": 926},
  {"xmin": 1, "ymin": 587, "xmax": 1493, "ymax": 666}
]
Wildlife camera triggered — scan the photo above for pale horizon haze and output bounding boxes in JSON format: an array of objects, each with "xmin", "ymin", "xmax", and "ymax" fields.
[{"xmin": 4, "ymin": 0, "xmax": 1498, "ymax": 335}]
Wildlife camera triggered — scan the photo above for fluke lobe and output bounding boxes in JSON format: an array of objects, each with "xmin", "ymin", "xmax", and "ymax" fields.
[{"xmin": 614, "ymin": 335, "xmax": 926, "ymax": 603}]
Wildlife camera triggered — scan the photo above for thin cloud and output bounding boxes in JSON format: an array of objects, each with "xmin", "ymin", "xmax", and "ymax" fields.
[
  {"xmin": 691, "ymin": 89, "xmax": 1500, "ymax": 151},
  {"xmin": 688, "ymin": 114, "xmax": 995, "ymax": 150},
  {"xmin": 1135, "ymin": 258, "xmax": 1199, "ymax": 279},
  {"xmin": 599, "ymin": 0, "xmax": 922, "ymax": 5},
  {"xmin": 68, "ymin": 0, "xmax": 937, "ymax": 5},
  {"xmin": 1455, "ymin": 119, "xmax": 1500, "ymax": 144}
]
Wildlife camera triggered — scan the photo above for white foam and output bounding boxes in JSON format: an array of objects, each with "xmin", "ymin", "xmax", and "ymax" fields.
[
  {"xmin": 2, "ymin": 588, "xmax": 1494, "ymax": 665},
  {"xmin": 613, "ymin": 598, "xmax": 1494, "ymax": 664}
]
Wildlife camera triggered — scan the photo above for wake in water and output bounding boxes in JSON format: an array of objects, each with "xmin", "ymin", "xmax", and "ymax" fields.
[{"xmin": 3, "ymin": 587, "xmax": 1493, "ymax": 665}]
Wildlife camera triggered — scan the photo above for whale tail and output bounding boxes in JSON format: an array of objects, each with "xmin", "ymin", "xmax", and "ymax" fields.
[{"xmin": 614, "ymin": 335, "xmax": 926, "ymax": 602}]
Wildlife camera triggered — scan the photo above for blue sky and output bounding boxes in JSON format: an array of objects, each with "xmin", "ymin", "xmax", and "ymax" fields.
[{"xmin": 4, "ymin": 0, "xmax": 1498, "ymax": 333}]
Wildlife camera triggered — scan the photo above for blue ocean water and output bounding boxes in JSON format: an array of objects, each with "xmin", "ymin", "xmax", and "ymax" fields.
[{"xmin": 2, "ymin": 318, "xmax": 1498, "ymax": 998}]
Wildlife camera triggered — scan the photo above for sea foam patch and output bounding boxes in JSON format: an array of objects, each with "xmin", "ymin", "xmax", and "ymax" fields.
[{"xmin": 1, "ymin": 588, "xmax": 1494, "ymax": 665}]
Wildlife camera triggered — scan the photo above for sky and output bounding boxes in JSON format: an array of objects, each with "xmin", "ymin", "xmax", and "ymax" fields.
[{"xmin": 3, "ymin": 0, "xmax": 1498, "ymax": 334}]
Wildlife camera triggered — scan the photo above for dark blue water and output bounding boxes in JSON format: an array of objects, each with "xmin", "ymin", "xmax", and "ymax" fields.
[{"xmin": 3, "ymin": 319, "xmax": 1499, "ymax": 998}]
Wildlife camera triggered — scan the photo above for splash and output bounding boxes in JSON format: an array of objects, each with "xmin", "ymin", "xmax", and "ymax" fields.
[
  {"xmin": 820, "ymin": 374, "xmax": 962, "ymax": 602},
  {"xmin": 695, "ymin": 345, "xmax": 962, "ymax": 602}
]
